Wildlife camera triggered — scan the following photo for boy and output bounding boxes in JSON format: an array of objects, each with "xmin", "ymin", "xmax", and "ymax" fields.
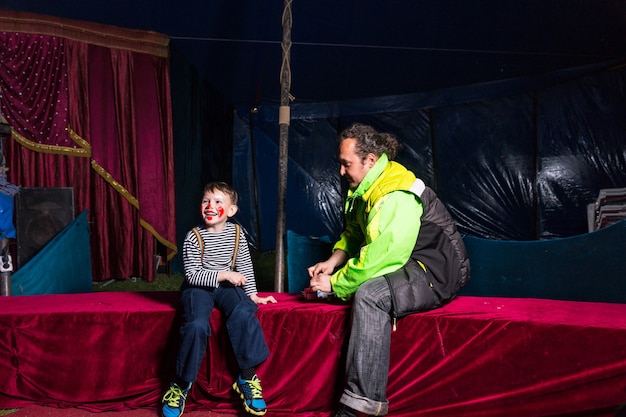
[{"xmin": 162, "ymin": 182, "xmax": 277, "ymax": 417}]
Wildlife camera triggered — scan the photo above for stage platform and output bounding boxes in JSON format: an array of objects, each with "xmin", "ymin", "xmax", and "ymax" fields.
[{"xmin": 1, "ymin": 291, "xmax": 625, "ymax": 417}]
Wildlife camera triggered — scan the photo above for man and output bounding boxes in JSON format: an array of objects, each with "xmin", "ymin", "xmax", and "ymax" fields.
[{"xmin": 308, "ymin": 123, "xmax": 470, "ymax": 417}]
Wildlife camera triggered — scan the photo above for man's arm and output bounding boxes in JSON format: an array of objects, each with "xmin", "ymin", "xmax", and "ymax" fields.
[{"xmin": 330, "ymin": 192, "xmax": 422, "ymax": 299}]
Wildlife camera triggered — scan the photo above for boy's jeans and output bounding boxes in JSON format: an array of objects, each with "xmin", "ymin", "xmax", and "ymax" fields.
[{"xmin": 176, "ymin": 285, "xmax": 269, "ymax": 382}]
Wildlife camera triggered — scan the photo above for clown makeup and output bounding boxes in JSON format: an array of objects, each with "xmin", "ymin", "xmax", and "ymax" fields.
[{"xmin": 200, "ymin": 189, "xmax": 237, "ymax": 232}]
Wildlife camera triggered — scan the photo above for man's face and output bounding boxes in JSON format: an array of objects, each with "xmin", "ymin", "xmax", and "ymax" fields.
[{"xmin": 338, "ymin": 138, "xmax": 375, "ymax": 190}]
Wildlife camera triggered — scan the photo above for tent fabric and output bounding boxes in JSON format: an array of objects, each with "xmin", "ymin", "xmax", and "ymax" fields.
[
  {"xmin": 0, "ymin": 2, "xmax": 625, "ymax": 107},
  {"xmin": 459, "ymin": 218, "xmax": 626, "ymax": 304},
  {"xmin": 286, "ymin": 230, "xmax": 332, "ymax": 293},
  {"xmin": 11, "ymin": 210, "xmax": 92, "ymax": 295},
  {"xmin": 284, "ymin": 219, "xmax": 626, "ymax": 304},
  {"xmin": 234, "ymin": 62, "xmax": 626, "ymax": 251},
  {"xmin": 168, "ymin": 45, "xmax": 234, "ymax": 275}
]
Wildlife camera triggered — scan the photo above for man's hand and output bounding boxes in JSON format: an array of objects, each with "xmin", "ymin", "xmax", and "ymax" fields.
[
  {"xmin": 307, "ymin": 261, "xmax": 334, "ymax": 279},
  {"xmin": 308, "ymin": 249, "xmax": 348, "ymax": 280},
  {"xmin": 309, "ymin": 272, "xmax": 332, "ymax": 293}
]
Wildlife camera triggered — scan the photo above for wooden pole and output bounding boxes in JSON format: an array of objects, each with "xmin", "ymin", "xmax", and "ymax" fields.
[{"xmin": 275, "ymin": 0, "xmax": 293, "ymax": 292}]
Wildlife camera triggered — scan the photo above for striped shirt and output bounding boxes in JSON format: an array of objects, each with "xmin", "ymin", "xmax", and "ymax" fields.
[{"xmin": 182, "ymin": 222, "xmax": 257, "ymax": 296}]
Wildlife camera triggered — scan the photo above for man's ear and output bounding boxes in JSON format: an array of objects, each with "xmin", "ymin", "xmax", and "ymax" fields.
[
  {"xmin": 228, "ymin": 204, "xmax": 239, "ymax": 218},
  {"xmin": 366, "ymin": 153, "xmax": 378, "ymax": 168}
]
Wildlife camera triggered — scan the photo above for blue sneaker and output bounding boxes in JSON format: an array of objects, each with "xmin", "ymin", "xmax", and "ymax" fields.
[
  {"xmin": 161, "ymin": 382, "xmax": 191, "ymax": 417},
  {"xmin": 232, "ymin": 374, "xmax": 267, "ymax": 416}
]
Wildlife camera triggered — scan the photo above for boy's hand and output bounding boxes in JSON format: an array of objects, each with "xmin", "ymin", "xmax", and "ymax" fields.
[
  {"xmin": 250, "ymin": 293, "xmax": 277, "ymax": 305},
  {"xmin": 218, "ymin": 270, "xmax": 247, "ymax": 286}
]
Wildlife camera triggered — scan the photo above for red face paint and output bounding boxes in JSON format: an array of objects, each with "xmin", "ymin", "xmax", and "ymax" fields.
[{"xmin": 218, "ymin": 207, "xmax": 225, "ymax": 218}]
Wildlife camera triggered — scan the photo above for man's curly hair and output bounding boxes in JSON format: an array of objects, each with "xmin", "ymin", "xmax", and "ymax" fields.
[{"xmin": 339, "ymin": 123, "xmax": 401, "ymax": 161}]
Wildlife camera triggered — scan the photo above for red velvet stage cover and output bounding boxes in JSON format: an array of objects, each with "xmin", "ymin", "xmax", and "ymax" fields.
[{"xmin": 1, "ymin": 292, "xmax": 625, "ymax": 417}]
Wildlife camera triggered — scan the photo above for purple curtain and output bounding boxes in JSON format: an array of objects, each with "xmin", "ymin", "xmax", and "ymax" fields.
[{"xmin": 0, "ymin": 9, "xmax": 176, "ymax": 281}]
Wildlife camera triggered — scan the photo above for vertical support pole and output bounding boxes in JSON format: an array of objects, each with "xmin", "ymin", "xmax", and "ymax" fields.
[{"xmin": 275, "ymin": 0, "xmax": 293, "ymax": 292}]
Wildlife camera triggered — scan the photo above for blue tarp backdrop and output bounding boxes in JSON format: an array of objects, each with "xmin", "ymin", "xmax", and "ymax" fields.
[{"xmin": 232, "ymin": 62, "xmax": 626, "ymax": 252}]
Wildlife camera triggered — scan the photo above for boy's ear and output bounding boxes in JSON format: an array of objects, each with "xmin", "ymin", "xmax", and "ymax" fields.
[{"xmin": 228, "ymin": 204, "xmax": 238, "ymax": 217}]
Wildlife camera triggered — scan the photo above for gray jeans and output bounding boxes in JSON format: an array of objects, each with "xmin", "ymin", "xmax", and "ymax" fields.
[{"xmin": 340, "ymin": 268, "xmax": 439, "ymax": 416}]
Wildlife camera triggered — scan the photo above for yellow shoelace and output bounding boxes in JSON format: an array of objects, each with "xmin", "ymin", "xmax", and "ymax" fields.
[
  {"xmin": 247, "ymin": 377, "xmax": 263, "ymax": 399},
  {"xmin": 163, "ymin": 385, "xmax": 186, "ymax": 407}
]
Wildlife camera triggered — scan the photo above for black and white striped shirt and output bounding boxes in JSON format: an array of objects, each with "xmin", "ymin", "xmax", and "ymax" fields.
[{"xmin": 182, "ymin": 222, "xmax": 257, "ymax": 296}]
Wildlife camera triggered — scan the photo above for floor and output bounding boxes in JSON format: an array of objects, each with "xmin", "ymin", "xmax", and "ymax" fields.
[{"xmin": 5, "ymin": 406, "xmax": 239, "ymax": 417}]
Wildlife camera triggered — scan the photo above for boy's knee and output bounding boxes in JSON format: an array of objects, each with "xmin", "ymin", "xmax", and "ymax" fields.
[
  {"xmin": 231, "ymin": 300, "xmax": 257, "ymax": 319},
  {"xmin": 183, "ymin": 317, "xmax": 210, "ymax": 337}
]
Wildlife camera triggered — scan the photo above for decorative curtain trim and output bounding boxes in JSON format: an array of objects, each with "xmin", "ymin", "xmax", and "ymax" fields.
[
  {"xmin": 140, "ymin": 218, "xmax": 178, "ymax": 261},
  {"xmin": 91, "ymin": 158, "xmax": 178, "ymax": 261},
  {"xmin": 68, "ymin": 126, "xmax": 92, "ymax": 154},
  {"xmin": 90, "ymin": 159, "xmax": 139, "ymax": 208},
  {"xmin": 10, "ymin": 125, "xmax": 92, "ymax": 157},
  {"xmin": 0, "ymin": 8, "xmax": 169, "ymax": 58}
]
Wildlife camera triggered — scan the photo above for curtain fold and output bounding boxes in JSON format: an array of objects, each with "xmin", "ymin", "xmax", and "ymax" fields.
[{"xmin": 0, "ymin": 8, "xmax": 176, "ymax": 282}]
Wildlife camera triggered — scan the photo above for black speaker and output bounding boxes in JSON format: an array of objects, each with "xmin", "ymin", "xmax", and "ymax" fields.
[{"xmin": 15, "ymin": 187, "xmax": 75, "ymax": 268}]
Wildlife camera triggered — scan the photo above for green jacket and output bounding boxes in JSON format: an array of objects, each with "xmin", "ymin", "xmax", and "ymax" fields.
[{"xmin": 330, "ymin": 154, "xmax": 423, "ymax": 299}]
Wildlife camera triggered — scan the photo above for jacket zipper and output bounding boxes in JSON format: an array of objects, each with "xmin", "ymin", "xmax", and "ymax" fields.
[{"xmin": 384, "ymin": 274, "xmax": 398, "ymax": 332}]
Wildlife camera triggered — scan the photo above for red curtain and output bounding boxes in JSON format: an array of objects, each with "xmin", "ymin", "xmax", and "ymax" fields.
[{"xmin": 0, "ymin": 9, "xmax": 176, "ymax": 281}]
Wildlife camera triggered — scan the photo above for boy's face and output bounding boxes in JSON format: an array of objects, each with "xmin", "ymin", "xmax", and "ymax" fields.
[{"xmin": 200, "ymin": 189, "xmax": 237, "ymax": 227}]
